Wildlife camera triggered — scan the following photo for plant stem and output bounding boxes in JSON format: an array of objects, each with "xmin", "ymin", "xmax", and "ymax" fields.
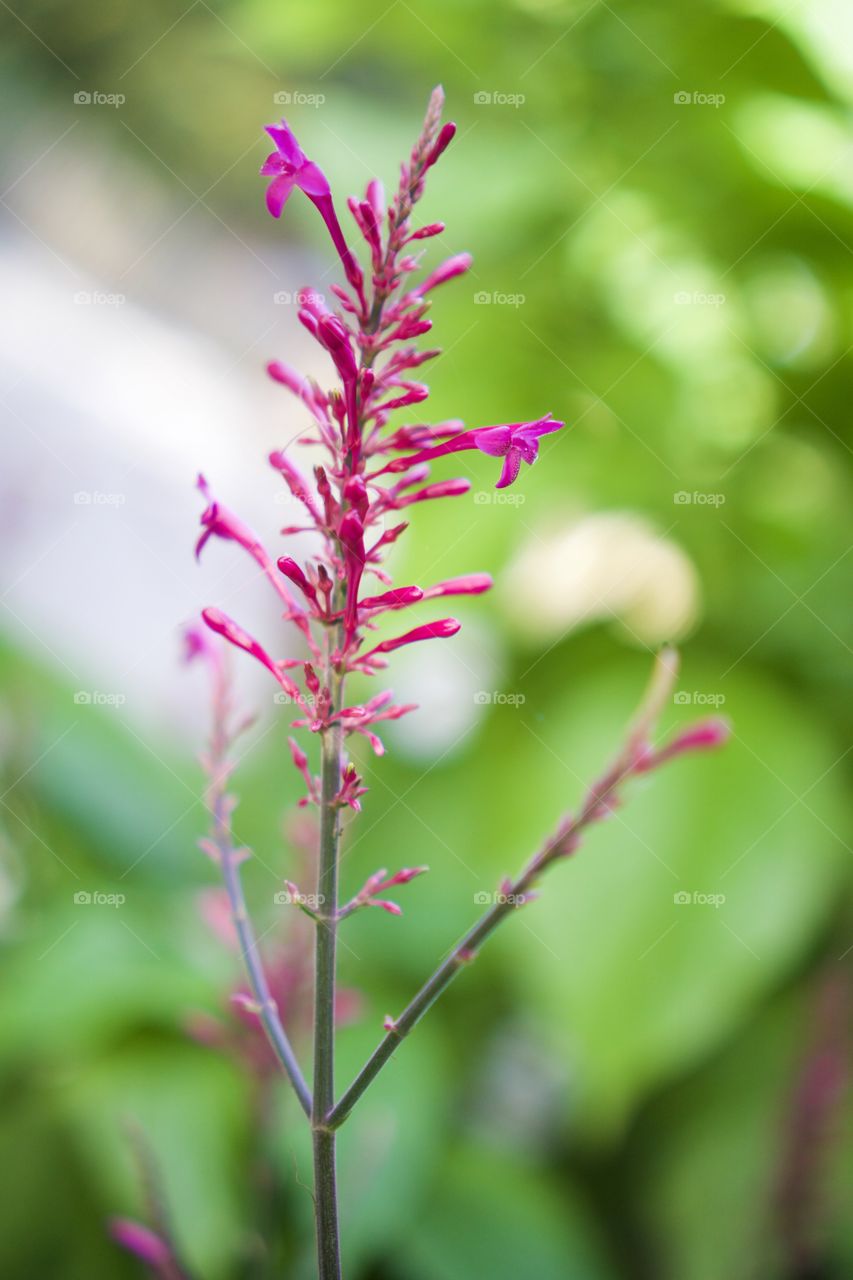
[
  {"xmin": 312, "ymin": 656, "xmax": 345, "ymax": 1280},
  {"xmin": 214, "ymin": 799, "xmax": 312, "ymax": 1117}
]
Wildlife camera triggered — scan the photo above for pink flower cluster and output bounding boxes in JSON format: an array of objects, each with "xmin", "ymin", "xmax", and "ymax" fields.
[{"xmin": 195, "ymin": 88, "xmax": 565, "ymax": 803}]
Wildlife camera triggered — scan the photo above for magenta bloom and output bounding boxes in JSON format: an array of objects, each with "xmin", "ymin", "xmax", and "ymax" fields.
[
  {"xmin": 261, "ymin": 122, "xmax": 331, "ymax": 217},
  {"xmin": 474, "ymin": 418, "xmax": 564, "ymax": 489},
  {"xmin": 378, "ymin": 414, "xmax": 564, "ymax": 489},
  {"xmin": 262, "ymin": 121, "xmax": 361, "ymax": 289},
  {"xmin": 198, "ymin": 89, "xmax": 565, "ymax": 776}
]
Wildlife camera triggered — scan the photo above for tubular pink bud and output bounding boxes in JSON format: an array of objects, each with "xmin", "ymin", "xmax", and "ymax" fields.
[
  {"xmin": 408, "ymin": 222, "xmax": 446, "ymax": 240},
  {"xmin": 416, "ymin": 252, "xmax": 472, "ymax": 296},
  {"xmin": 426, "ymin": 121, "xmax": 456, "ymax": 167},
  {"xmin": 422, "ymin": 573, "xmax": 493, "ymax": 598},
  {"xmin": 399, "ymin": 478, "xmax": 472, "ymax": 506},
  {"xmin": 359, "ymin": 586, "xmax": 424, "ymax": 611},
  {"xmin": 365, "ymin": 618, "xmax": 461, "ymax": 657},
  {"xmin": 637, "ymin": 717, "xmax": 731, "ymax": 772},
  {"xmin": 277, "ymin": 557, "xmax": 317, "ymax": 603},
  {"xmin": 202, "ymin": 607, "xmax": 298, "ymax": 695},
  {"xmin": 376, "ymin": 383, "xmax": 430, "ymax": 412}
]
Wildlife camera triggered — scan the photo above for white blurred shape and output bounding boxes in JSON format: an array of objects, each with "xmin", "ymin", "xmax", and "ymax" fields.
[{"xmin": 502, "ymin": 513, "xmax": 700, "ymax": 647}]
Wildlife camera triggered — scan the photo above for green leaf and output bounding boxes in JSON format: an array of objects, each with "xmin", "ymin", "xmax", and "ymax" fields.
[{"xmin": 404, "ymin": 1143, "xmax": 616, "ymax": 1280}]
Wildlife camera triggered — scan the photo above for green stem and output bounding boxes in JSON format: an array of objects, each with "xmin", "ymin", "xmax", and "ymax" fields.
[{"xmin": 312, "ymin": 660, "xmax": 345, "ymax": 1280}]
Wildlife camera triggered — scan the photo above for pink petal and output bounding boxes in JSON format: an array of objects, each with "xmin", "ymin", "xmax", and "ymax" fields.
[
  {"xmin": 472, "ymin": 425, "xmax": 512, "ymax": 458},
  {"xmin": 260, "ymin": 151, "xmax": 287, "ymax": 176},
  {"xmin": 495, "ymin": 447, "xmax": 523, "ymax": 489},
  {"xmin": 264, "ymin": 121, "xmax": 305, "ymax": 167},
  {"xmin": 265, "ymin": 172, "xmax": 296, "ymax": 218},
  {"xmin": 296, "ymin": 159, "xmax": 331, "ymax": 198}
]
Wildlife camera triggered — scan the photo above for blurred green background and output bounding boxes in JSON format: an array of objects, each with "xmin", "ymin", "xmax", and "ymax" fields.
[{"xmin": 0, "ymin": 0, "xmax": 851, "ymax": 1277}]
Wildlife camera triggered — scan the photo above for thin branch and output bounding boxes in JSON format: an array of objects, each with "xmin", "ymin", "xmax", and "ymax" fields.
[{"xmin": 328, "ymin": 648, "xmax": 727, "ymax": 1129}]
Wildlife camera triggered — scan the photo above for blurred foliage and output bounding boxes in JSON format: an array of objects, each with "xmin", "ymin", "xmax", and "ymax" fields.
[{"xmin": 1, "ymin": 0, "xmax": 852, "ymax": 1277}]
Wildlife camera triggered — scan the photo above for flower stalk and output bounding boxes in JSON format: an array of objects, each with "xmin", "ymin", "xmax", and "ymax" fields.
[
  {"xmin": 158, "ymin": 88, "xmax": 731, "ymax": 1280},
  {"xmin": 313, "ymin": 641, "xmax": 345, "ymax": 1279}
]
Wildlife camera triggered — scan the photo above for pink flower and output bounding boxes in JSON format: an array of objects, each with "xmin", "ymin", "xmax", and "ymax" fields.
[
  {"xmin": 262, "ymin": 121, "xmax": 361, "ymax": 290},
  {"xmin": 474, "ymin": 417, "xmax": 564, "ymax": 489},
  {"xmin": 196, "ymin": 474, "xmax": 300, "ymax": 614},
  {"xmin": 201, "ymin": 607, "xmax": 302, "ymax": 700},
  {"xmin": 379, "ymin": 415, "xmax": 564, "ymax": 489},
  {"xmin": 195, "ymin": 474, "xmax": 265, "ymax": 564}
]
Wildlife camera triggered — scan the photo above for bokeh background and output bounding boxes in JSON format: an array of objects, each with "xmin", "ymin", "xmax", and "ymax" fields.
[{"xmin": 1, "ymin": 0, "xmax": 851, "ymax": 1277}]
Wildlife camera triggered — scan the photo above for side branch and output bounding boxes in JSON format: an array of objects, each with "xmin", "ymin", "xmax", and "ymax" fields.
[
  {"xmin": 327, "ymin": 648, "xmax": 728, "ymax": 1129},
  {"xmin": 214, "ymin": 797, "xmax": 313, "ymax": 1117}
]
